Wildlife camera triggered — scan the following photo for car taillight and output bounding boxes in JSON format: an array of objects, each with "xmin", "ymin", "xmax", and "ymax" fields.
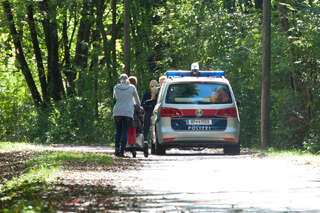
[
  {"xmin": 216, "ymin": 107, "xmax": 238, "ymax": 118},
  {"xmin": 160, "ymin": 107, "xmax": 183, "ymax": 117}
]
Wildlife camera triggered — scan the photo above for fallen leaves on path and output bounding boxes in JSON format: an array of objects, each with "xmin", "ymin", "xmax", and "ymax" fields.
[
  {"xmin": 0, "ymin": 151, "xmax": 35, "ymax": 184},
  {"xmin": 0, "ymin": 149, "xmax": 144, "ymax": 212}
]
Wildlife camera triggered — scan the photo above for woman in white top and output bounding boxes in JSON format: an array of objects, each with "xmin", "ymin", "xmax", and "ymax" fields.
[{"xmin": 113, "ymin": 74, "xmax": 140, "ymax": 157}]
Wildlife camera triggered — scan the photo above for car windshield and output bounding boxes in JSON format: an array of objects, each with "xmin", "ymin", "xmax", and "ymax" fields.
[{"xmin": 165, "ymin": 83, "xmax": 232, "ymax": 104}]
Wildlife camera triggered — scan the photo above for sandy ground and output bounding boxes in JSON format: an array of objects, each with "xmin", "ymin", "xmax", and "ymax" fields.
[{"xmin": 46, "ymin": 145, "xmax": 320, "ymax": 212}]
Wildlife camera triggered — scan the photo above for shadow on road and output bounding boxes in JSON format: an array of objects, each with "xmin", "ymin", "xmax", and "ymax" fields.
[{"xmin": 152, "ymin": 148, "xmax": 257, "ymax": 157}]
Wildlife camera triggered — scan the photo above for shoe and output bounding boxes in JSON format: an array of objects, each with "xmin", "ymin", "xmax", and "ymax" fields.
[
  {"xmin": 118, "ymin": 153, "xmax": 128, "ymax": 158},
  {"xmin": 114, "ymin": 150, "xmax": 120, "ymax": 157}
]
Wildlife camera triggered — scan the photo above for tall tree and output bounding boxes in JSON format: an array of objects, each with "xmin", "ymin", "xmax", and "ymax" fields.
[
  {"xmin": 255, "ymin": 0, "xmax": 263, "ymax": 9},
  {"xmin": 111, "ymin": 0, "xmax": 118, "ymax": 89},
  {"xmin": 27, "ymin": 3, "xmax": 48, "ymax": 104},
  {"xmin": 2, "ymin": 1, "xmax": 43, "ymax": 106},
  {"xmin": 74, "ymin": 0, "xmax": 94, "ymax": 95},
  {"xmin": 39, "ymin": 0, "xmax": 65, "ymax": 101},
  {"xmin": 123, "ymin": 0, "xmax": 130, "ymax": 75},
  {"xmin": 94, "ymin": 0, "xmax": 112, "ymax": 93},
  {"xmin": 261, "ymin": 0, "xmax": 271, "ymax": 148}
]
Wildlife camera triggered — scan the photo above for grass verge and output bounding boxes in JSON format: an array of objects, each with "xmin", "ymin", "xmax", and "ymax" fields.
[
  {"xmin": 253, "ymin": 147, "xmax": 320, "ymax": 167},
  {"xmin": 0, "ymin": 142, "xmax": 47, "ymax": 153},
  {"xmin": 0, "ymin": 142, "xmax": 114, "ymax": 212}
]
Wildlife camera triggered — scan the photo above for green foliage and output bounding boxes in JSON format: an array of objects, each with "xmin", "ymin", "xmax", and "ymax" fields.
[
  {"xmin": 0, "ymin": 69, "xmax": 34, "ymax": 141},
  {"xmin": 0, "ymin": 0, "xmax": 319, "ymax": 151},
  {"xmin": 259, "ymin": 147, "xmax": 320, "ymax": 160},
  {"xmin": 270, "ymin": 89, "xmax": 309, "ymax": 149},
  {"xmin": 25, "ymin": 97, "xmax": 115, "ymax": 145},
  {"xmin": 303, "ymin": 113, "xmax": 320, "ymax": 154}
]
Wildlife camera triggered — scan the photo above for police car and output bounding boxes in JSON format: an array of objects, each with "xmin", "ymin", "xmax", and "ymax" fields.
[{"xmin": 151, "ymin": 63, "xmax": 240, "ymax": 155}]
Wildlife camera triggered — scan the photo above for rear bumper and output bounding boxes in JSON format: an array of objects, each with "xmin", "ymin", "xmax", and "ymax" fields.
[
  {"xmin": 160, "ymin": 140, "xmax": 238, "ymax": 149},
  {"xmin": 156, "ymin": 126, "xmax": 240, "ymax": 148}
]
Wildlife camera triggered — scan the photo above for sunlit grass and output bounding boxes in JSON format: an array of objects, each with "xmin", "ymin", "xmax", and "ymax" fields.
[
  {"xmin": 27, "ymin": 151, "xmax": 113, "ymax": 167},
  {"xmin": 1, "ymin": 151, "xmax": 113, "ymax": 194},
  {"xmin": 0, "ymin": 150, "xmax": 114, "ymax": 211},
  {"xmin": 0, "ymin": 142, "xmax": 47, "ymax": 153},
  {"xmin": 258, "ymin": 148, "xmax": 320, "ymax": 166},
  {"xmin": 0, "ymin": 163, "xmax": 58, "ymax": 212}
]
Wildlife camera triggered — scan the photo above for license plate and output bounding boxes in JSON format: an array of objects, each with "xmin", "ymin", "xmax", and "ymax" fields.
[{"xmin": 186, "ymin": 119, "xmax": 212, "ymax": 125}]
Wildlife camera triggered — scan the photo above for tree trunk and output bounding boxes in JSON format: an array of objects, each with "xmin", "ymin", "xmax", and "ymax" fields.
[
  {"xmin": 62, "ymin": 10, "xmax": 74, "ymax": 96},
  {"xmin": 124, "ymin": 0, "xmax": 130, "ymax": 75},
  {"xmin": 111, "ymin": 0, "xmax": 118, "ymax": 93},
  {"xmin": 2, "ymin": 1, "xmax": 43, "ymax": 107},
  {"xmin": 277, "ymin": 0, "xmax": 314, "ymax": 125},
  {"xmin": 27, "ymin": 4, "xmax": 48, "ymax": 104},
  {"xmin": 94, "ymin": 0, "xmax": 113, "ymax": 93},
  {"xmin": 261, "ymin": 0, "xmax": 271, "ymax": 148},
  {"xmin": 90, "ymin": 27, "xmax": 100, "ymax": 118},
  {"xmin": 74, "ymin": 0, "xmax": 93, "ymax": 96},
  {"xmin": 255, "ymin": 0, "xmax": 263, "ymax": 9},
  {"xmin": 40, "ymin": 0, "xmax": 65, "ymax": 101},
  {"xmin": 277, "ymin": 1, "xmax": 298, "ymax": 92}
]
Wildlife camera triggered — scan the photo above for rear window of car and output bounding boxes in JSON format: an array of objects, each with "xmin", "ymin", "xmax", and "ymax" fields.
[{"xmin": 165, "ymin": 83, "xmax": 232, "ymax": 104}]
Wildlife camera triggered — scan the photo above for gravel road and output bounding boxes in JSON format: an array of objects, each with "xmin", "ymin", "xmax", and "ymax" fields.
[
  {"xmin": 49, "ymin": 145, "xmax": 320, "ymax": 212},
  {"xmin": 103, "ymin": 148, "xmax": 320, "ymax": 213}
]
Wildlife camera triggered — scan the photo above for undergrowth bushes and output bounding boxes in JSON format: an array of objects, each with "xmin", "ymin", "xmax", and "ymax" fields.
[
  {"xmin": 303, "ymin": 113, "xmax": 320, "ymax": 154},
  {"xmin": 3, "ymin": 97, "xmax": 116, "ymax": 145}
]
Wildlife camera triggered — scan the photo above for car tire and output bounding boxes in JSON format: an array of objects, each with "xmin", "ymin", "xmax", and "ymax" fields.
[
  {"xmin": 223, "ymin": 143, "xmax": 240, "ymax": 155},
  {"xmin": 155, "ymin": 134, "xmax": 166, "ymax": 155},
  {"xmin": 155, "ymin": 142, "xmax": 166, "ymax": 155}
]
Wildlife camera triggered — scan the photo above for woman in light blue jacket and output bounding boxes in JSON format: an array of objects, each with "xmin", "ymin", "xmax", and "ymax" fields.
[{"xmin": 113, "ymin": 73, "xmax": 141, "ymax": 157}]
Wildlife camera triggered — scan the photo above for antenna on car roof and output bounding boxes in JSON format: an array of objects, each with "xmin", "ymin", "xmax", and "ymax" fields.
[{"xmin": 191, "ymin": 62, "xmax": 200, "ymax": 77}]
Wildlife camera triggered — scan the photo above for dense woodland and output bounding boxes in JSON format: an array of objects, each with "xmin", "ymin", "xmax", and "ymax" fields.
[{"xmin": 0, "ymin": 0, "xmax": 319, "ymax": 153}]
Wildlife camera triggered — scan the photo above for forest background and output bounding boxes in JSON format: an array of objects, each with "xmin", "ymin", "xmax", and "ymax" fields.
[{"xmin": 0, "ymin": 0, "xmax": 319, "ymax": 153}]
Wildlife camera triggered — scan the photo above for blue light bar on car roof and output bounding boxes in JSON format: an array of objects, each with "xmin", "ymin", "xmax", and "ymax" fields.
[{"xmin": 166, "ymin": 70, "xmax": 224, "ymax": 78}]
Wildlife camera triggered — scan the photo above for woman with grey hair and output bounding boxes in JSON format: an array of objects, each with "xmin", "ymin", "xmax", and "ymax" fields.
[{"xmin": 113, "ymin": 73, "xmax": 141, "ymax": 157}]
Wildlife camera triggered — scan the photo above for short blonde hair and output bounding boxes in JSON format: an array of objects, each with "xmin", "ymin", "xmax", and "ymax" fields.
[
  {"xmin": 149, "ymin": 80, "xmax": 158, "ymax": 88},
  {"xmin": 119, "ymin": 73, "xmax": 129, "ymax": 84}
]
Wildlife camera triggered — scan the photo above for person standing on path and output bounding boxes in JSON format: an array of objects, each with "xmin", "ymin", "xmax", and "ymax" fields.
[
  {"xmin": 127, "ymin": 76, "xmax": 144, "ymax": 147},
  {"xmin": 141, "ymin": 80, "xmax": 158, "ymax": 145},
  {"xmin": 113, "ymin": 74, "xmax": 141, "ymax": 157}
]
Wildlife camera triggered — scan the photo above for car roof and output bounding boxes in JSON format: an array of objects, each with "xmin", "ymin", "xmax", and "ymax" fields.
[
  {"xmin": 164, "ymin": 70, "xmax": 230, "ymax": 84},
  {"xmin": 165, "ymin": 76, "xmax": 230, "ymax": 85}
]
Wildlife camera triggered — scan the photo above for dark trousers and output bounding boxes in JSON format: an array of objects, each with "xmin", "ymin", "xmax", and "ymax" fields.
[
  {"xmin": 143, "ymin": 112, "xmax": 152, "ymax": 141},
  {"xmin": 114, "ymin": 116, "xmax": 132, "ymax": 155}
]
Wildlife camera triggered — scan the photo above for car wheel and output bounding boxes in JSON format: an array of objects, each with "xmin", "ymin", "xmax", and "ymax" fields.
[
  {"xmin": 224, "ymin": 143, "xmax": 240, "ymax": 155},
  {"xmin": 155, "ymin": 139, "xmax": 166, "ymax": 155},
  {"xmin": 151, "ymin": 127, "xmax": 157, "ymax": 155}
]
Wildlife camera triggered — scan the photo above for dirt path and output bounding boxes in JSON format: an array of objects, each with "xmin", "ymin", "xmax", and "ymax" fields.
[
  {"xmin": 3, "ymin": 145, "xmax": 320, "ymax": 212},
  {"xmin": 100, "ymin": 148, "xmax": 320, "ymax": 212}
]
